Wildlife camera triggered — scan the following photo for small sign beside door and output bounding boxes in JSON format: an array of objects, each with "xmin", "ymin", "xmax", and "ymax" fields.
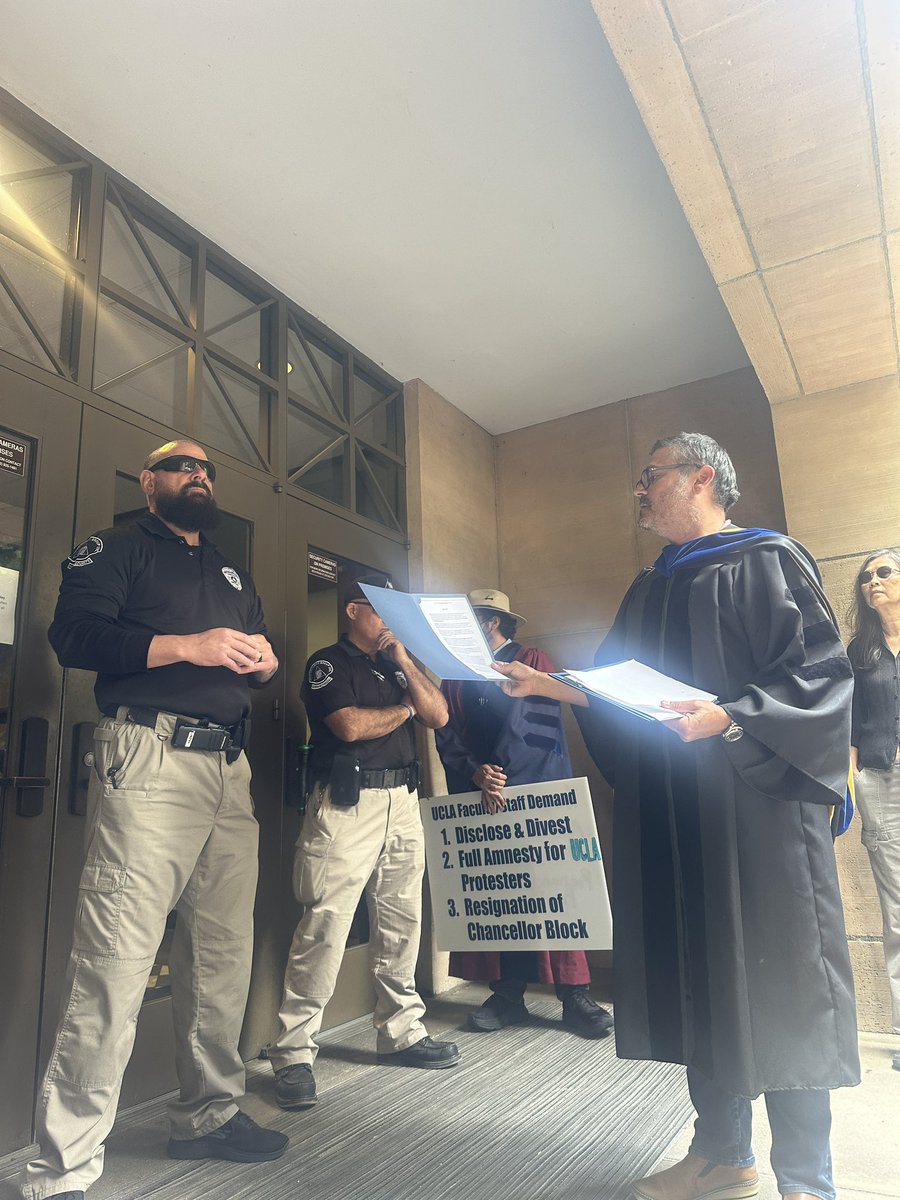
[
  {"xmin": 0, "ymin": 435, "xmax": 27, "ymax": 477},
  {"xmin": 308, "ymin": 551, "xmax": 338, "ymax": 582},
  {"xmin": 0, "ymin": 565, "xmax": 20, "ymax": 644}
]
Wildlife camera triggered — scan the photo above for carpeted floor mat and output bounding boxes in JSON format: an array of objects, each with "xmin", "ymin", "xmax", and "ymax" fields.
[{"xmin": 0, "ymin": 988, "xmax": 693, "ymax": 1200}]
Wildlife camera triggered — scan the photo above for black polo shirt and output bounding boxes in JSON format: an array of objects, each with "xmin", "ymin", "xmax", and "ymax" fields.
[
  {"xmin": 302, "ymin": 635, "xmax": 416, "ymax": 773},
  {"xmin": 48, "ymin": 512, "xmax": 269, "ymax": 725}
]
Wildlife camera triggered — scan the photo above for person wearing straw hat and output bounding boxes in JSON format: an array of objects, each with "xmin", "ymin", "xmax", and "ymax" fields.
[{"xmin": 435, "ymin": 588, "xmax": 614, "ymax": 1039}]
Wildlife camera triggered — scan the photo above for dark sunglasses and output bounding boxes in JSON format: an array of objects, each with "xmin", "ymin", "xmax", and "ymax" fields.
[
  {"xmin": 858, "ymin": 565, "xmax": 900, "ymax": 584},
  {"xmin": 149, "ymin": 455, "xmax": 217, "ymax": 482}
]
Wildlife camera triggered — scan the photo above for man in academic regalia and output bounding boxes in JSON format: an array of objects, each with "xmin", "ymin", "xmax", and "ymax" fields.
[
  {"xmin": 435, "ymin": 588, "xmax": 613, "ymax": 1038},
  {"xmin": 495, "ymin": 433, "xmax": 858, "ymax": 1200}
]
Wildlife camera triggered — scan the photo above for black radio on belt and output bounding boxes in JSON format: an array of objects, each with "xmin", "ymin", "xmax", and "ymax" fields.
[{"xmin": 172, "ymin": 719, "xmax": 233, "ymax": 753}]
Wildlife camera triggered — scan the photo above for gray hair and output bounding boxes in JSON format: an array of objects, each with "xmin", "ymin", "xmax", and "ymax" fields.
[{"xmin": 650, "ymin": 432, "xmax": 740, "ymax": 512}]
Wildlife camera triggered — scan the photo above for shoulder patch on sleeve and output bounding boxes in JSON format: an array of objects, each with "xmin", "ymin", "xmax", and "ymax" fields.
[
  {"xmin": 67, "ymin": 535, "xmax": 104, "ymax": 569},
  {"xmin": 308, "ymin": 659, "xmax": 334, "ymax": 690}
]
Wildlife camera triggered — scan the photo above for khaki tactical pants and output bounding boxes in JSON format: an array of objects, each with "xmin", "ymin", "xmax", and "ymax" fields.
[
  {"xmin": 270, "ymin": 782, "xmax": 427, "ymax": 1069},
  {"xmin": 24, "ymin": 711, "xmax": 259, "ymax": 1200}
]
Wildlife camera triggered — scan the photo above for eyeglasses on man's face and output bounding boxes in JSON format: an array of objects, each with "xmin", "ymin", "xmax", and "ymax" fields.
[
  {"xmin": 859, "ymin": 565, "xmax": 900, "ymax": 585},
  {"xmin": 149, "ymin": 455, "xmax": 217, "ymax": 483},
  {"xmin": 634, "ymin": 462, "xmax": 700, "ymax": 492}
]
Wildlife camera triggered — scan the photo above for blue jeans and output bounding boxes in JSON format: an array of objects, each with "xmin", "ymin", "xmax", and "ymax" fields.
[{"xmin": 687, "ymin": 1067, "xmax": 834, "ymax": 1200}]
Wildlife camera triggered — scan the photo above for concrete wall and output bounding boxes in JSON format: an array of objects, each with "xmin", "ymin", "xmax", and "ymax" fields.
[
  {"xmin": 404, "ymin": 378, "xmax": 500, "ymax": 994},
  {"xmin": 772, "ymin": 378, "xmax": 900, "ymax": 1031}
]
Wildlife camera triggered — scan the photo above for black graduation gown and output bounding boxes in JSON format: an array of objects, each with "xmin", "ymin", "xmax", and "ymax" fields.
[{"xmin": 576, "ymin": 535, "xmax": 860, "ymax": 1097}]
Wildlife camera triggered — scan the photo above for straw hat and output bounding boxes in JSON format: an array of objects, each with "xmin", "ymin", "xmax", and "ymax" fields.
[{"xmin": 468, "ymin": 588, "xmax": 526, "ymax": 625}]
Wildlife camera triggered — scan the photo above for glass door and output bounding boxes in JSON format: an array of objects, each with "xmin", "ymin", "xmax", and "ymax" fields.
[
  {"xmin": 0, "ymin": 367, "xmax": 80, "ymax": 1156},
  {"xmin": 43, "ymin": 404, "xmax": 284, "ymax": 1108}
]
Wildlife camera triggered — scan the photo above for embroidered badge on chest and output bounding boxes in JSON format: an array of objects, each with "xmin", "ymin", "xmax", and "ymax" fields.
[
  {"xmin": 222, "ymin": 567, "xmax": 242, "ymax": 590},
  {"xmin": 67, "ymin": 535, "xmax": 103, "ymax": 569},
  {"xmin": 309, "ymin": 660, "xmax": 334, "ymax": 690},
  {"xmin": 395, "ymin": 670, "xmax": 408, "ymax": 689}
]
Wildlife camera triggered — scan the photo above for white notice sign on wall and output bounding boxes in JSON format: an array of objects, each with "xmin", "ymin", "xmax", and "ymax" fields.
[{"xmin": 422, "ymin": 776, "xmax": 612, "ymax": 952}]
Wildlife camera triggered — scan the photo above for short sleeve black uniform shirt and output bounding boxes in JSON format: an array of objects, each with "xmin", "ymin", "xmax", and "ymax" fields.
[
  {"xmin": 302, "ymin": 635, "xmax": 416, "ymax": 773},
  {"xmin": 49, "ymin": 513, "xmax": 269, "ymax": 725}
]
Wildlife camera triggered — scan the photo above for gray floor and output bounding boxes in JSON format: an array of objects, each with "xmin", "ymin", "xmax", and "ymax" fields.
[
  {"xmin": 4, "ymin": 987, "xmax": 895, "ymax": 1200},
  {"xmin": 0, "ymin": 984, "xmax": 694, "ymax": 1200}
]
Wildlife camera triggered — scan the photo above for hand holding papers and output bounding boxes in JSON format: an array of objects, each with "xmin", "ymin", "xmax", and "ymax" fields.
[
  {"xmin": 552, "ymin": 659, "xmax": 716, "ymax": 722},
  {"xmin": 360, "ymin": 585, "xmax": 500, "ymax": 682}
]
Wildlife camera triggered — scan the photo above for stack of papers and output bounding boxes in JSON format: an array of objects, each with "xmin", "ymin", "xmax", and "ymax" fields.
[{"xmin": 551, "ymin": 660, "xmax": 716, "ymax": 722}]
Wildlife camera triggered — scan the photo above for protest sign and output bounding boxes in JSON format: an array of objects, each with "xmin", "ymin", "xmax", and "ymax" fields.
[{"xmin": 422, "ymin": 776, "xmax": 612, "ymax": 952}]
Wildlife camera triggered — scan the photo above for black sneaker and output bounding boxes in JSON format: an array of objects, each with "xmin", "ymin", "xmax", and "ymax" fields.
[
  {"xmin": 469, "ymin": 992, "xmax": 530, "ymax": 1031},
  {"xmin": 274, "ymin": 1062, "xmax": 318, "ymax": 1110},
  {"xmin": 167, "ymin": 1110, "xmax": 289, "ymax": 1162},
  {"xmin": 561, "ymin": 990, "xmax": 614, "ymax": 1039},
  {"xmin": 377, "ymin": 1035, "xmax": 460, "ymax": 1069}
]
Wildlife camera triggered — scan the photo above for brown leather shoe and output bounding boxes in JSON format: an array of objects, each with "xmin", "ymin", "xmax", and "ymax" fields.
[{"xmin": 632, "ymin": 1153, "xmax": 759, "ymax": 1200}]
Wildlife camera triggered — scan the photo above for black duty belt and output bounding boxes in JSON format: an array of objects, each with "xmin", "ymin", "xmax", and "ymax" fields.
[{"xmin": 360, "ymin": 765, "xmax": 415, "ymax": 789}]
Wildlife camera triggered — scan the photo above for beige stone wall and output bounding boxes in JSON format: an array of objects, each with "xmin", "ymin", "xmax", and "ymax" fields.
[
  {"xmin": 773, "ymin": 379, "xmax": 900, "ymax": 1032},
  {"xmin": 404, "ymin": 378, "xmax": 500, "ymax": 598},
  {"xmin": 496, "ymin": 366, "xmax": 785, "ymax": 654},
  {"xmin": 404, "ymin": 378, "xmax": 500, "ymax": 994}
]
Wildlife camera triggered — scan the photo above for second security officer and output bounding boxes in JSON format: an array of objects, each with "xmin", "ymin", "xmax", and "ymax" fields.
[{"xmin": 270, "ymin": 576, "xmax": 459, "ymax": 1109}]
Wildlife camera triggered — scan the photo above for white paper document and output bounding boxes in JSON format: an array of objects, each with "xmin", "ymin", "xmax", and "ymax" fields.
[
  {"xmin": 0, "ymin": 565, "xmax": 20, "ymax": 645},
  {"xmin": 360, "ymin": 585, "xmax": 500, "ymax": 681},
  {"xmin": 552, "ymin": 659, "xmax": 716, "ymax": 722}
]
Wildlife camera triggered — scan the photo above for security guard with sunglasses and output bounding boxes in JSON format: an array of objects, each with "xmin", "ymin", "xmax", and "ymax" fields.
[{"xmin": 24, "ymin": 440, "xmax": 287, "ymax": 1200}]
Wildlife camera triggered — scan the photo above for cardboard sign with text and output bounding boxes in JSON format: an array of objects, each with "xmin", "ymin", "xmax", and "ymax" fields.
[{"xmin": 422, "ymin": 777, "xmax": 612, "ymax": 952}]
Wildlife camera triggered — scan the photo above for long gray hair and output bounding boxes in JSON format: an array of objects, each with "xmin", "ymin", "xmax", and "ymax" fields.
[{"xmin": 848, "ymin": 547, "xmax": 900, "ymax": 669}]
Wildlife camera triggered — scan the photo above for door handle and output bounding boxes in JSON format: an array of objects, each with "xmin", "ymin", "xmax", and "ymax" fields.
[
  {"xmin": 285, "ymin": 736, "xmax": 311, "ymax": 812},
  {"xmin": 70, "ymin": 722, "xmax": 97, "ymax": 816},
  {"xmin": 0, "ymin": 717, "xmax": 50, "ymax": 817}
]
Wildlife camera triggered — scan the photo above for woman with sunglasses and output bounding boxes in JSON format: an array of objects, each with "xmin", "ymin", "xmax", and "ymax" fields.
[{"xmin": 848, "ymin": 548, "xmax": 900, "ymax": 1072}]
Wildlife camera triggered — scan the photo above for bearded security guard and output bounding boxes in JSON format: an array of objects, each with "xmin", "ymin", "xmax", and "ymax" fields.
[
  {"xmin": 269, "ymin": 576, "xmax": 460, "ymax": 1111},
  {"xmin": 24, "ymin": 440, "xmax": 287, "ymax": 1200}
]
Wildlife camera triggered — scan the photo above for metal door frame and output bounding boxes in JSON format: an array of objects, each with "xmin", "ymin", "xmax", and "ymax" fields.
[{"xmin": 0, "ymin": 366, "xmax": 81, "ymax": 1155}]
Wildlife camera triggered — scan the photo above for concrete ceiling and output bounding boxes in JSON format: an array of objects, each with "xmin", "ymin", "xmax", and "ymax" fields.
[{"xmin": 0, "ymin": 0, "xmax": 748, "ymax": 434}]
